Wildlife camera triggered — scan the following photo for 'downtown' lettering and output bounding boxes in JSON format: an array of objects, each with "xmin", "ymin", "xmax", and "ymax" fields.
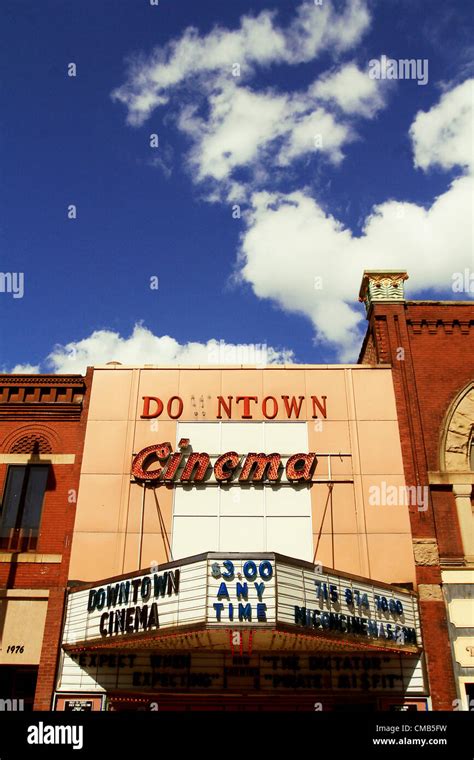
[
  {"xmin": 86, "ymin": 570, "xmax": 180, "ymax": 639},
  {"xmin": 141, "ymin": 394, "xmax": 328, "ymax": 420}
]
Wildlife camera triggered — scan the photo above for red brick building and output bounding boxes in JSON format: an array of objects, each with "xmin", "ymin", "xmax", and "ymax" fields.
[
  {"xmin": 0, "ymin": 372, "xmax": 91, "ymax": 709},
  {"xmin": 358, "ymin": 271, "xmax": 474, "ymax": 710}
]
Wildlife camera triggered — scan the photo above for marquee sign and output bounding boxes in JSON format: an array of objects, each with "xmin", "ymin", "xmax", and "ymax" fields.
[
  {"xmin": 86, "ymin": 568, "xmax": 180, "ymax": 639},
  {"xmin": 57, "ymin": 651, "xmax": 426, "ymax": 697},
  {"xmin": 277, "ymin": 561, "xmax": 419, "ymax": 648},
  {"xmin": 131, "ymin": 439, "xmax": 317, "ymax": 484},
  {"xmin": 57, "ymin": 554, "xmax": 425, "ymax": 708},
  {"xmin": 61, "ymin": 553, "xmax": 420, "ymax": 653}
]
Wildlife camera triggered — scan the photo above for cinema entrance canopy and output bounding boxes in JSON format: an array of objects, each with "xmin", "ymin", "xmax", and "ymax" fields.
[
  {"xmin": 62, "ymin": 552, "xmax": 421, "ymax": 655},
  {"xmin": 56, "ymin": 553, "xmax": 426, "ymax": 710}
]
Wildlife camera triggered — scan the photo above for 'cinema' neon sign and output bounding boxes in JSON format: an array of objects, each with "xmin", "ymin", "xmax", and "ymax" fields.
[{"xmin": 131, "ymin": 439, "xmax": 317, "ymax": 485}]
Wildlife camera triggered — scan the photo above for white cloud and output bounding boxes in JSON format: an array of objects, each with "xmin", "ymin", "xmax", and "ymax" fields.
[
  {"xmin": 7, "ymin": 325, "xmax": 294, "ymax": 374},
  {"xmin": 237, "ymin": 79, "xmax": 474, "ymax": 360},
  {"xmin": 112, "ymin": 2, "xmax": 384, "ymax": 200},
  {"xmin": 7, "ymin": 363, "xmax": 41, "ymax": 374},
  {"xmin": 112, "ymin": 1, "xmax": 371, "ymax": 126},
  {"xmin": 180, "ymin": 83, "xmax": 289, "ymax": 182},
  {"xmin": 278, "ymin": 106, "xmax": 353, "ymax": 166},
  {"xmin": 238, "ymin": 173, "xmax": 472, "ymax": 360},
  {"xmin": 111, "ymin": 4, "xmax": 471, "ymax": 364},
  {"xmin": 310, "ymin": 62, "xmax": 387, "ymax": 117},
  {"xmin": 410, "ymin": 79, "xmax": 473, "ymax": 172},
  {"xmin": 178, "ymin": 80, "xmax": 360, "ymax": 188}
]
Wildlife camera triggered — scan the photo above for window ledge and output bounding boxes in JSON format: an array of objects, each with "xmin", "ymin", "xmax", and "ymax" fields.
[
  {"xmin": 0, "ymin": 553, "xmax": 62, "ymax": 563},
  {"xmin": 0, "ymin": 454, "xmax": 75, "ymax": 464},
  {"xmin": 0, "ymin": 588, "xmax": 50, "ymax": 598},
  {"xmin": 428, "ymin": 472, "xmax": 474, "ymax": 485}
]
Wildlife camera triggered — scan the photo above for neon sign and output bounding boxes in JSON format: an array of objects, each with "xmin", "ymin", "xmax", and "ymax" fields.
[{"xmin": 131, "ymin": 439, "xmax": 317, "ymax": 484}]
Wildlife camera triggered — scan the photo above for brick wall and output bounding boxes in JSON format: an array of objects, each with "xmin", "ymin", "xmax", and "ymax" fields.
[
  {"xmin": 0, "ymin": 369, "xmax": 92, "ymax": 709},
  {"xmin": 359, "ymin": 301, "xmax": 474, "ymax": 709}
]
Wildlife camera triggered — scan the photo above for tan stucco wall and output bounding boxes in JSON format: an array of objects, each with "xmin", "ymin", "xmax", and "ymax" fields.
[
  {"xmin": 69, "ymin": 365, "xmax": 415, "ymax": 587},
  {"xmin": 0, "ymin": 597, "xmax": 48, "ymax": 665}
]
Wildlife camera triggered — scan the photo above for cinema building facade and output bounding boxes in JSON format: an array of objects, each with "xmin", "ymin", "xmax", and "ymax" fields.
[{"xmin": 53, "ymin": 282, "xmax": 436, "ymax": 711}]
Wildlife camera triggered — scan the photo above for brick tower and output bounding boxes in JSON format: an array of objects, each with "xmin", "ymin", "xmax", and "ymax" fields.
[{"xmin": 358, "ymin": 270, "xmax": 474, "ymax": 710}]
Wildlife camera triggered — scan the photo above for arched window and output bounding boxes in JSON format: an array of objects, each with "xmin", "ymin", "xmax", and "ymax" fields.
[
  {"xmin": 0, "ymin": 464, "xmax": 49, "ymax": 551},
  {"xmin": 10, "ymin": 433, "xmax": 52, "ymax": 454},
  {"xmin": 442, "ymin": 384, "xmax": 474, "ymax": 473},
  {"xmin": 0, "ymin": 431, "xmax": 52, "ymax": 551}
]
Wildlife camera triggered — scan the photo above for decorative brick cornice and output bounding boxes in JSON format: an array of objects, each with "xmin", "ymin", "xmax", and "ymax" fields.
[
  {"xmin": 0, "ymin": 375, "xmax": 86, "ymax": 419},
  {"xmin": 408, "ymin": 320, "xmax": 473, "ymax": 335},
  {"xmin": 0, "ymin": 375, "xmax": 85, "ymax": 385}
]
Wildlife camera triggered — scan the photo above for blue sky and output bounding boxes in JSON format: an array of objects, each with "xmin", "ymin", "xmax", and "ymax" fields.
[{"xmin": 1, "ymin": 0, "xmax": 472, "ymax": 372}]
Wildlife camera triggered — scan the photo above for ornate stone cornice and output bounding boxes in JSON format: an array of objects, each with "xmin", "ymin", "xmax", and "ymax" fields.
[{"xmin": 359, "ymin": 270, "xmax": 408, "ymax": 315}]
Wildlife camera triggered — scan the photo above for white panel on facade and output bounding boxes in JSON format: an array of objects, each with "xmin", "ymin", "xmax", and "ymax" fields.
[
  {"xmin": 177, "ymin": 422, "xmax": 221, "ymax": 453},
  {"xmin": 220, "ymin": 422, "xmax": 265, "ymax": 452},
  {"xmin": 266, "ymin": 518, "xmax": 313, "ymax": 560},
  {"xmin": 173, "ymin": 485, "xmax": 219, "ymax": 516},
  {"xmin": 265, "ymin": 484, "xmax": 311, "ymax": 515},
  {"xmin": 263, "ymin": 422, "xmax": 307, "ymax": 452},
  {"xmin": 219, "ymin": 485, "xmax": 265, "ymax": 515},
  {"xmin": 219, "ymin": 517, "xmax": 265, "ymax": 552},
  {"xmin": 172, "ymin": 516, "xmax": 218, "ymax": 557},
  {"xmin": 172, "ymin": 423, "xmax": 314, "ymax": 559}
]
